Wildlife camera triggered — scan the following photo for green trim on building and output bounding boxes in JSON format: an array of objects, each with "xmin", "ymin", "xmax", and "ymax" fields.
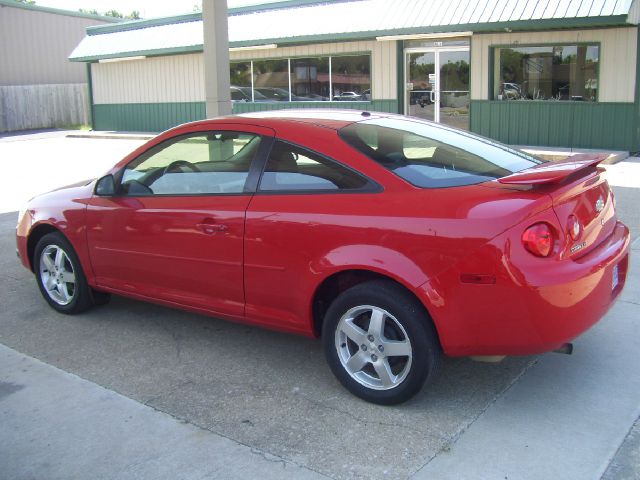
[
  {"xmin": 635, "ymin": 26, "xmax": 640, "ymax": 152},
  {"xmin": 71, "ymin": 46, "xmax": 203, "ymax": 63},
  {"xmin": 91, "ymin": 100, "xmax": 399, "ymax": 132},
  {"xmin": 93, "ymin": 102, "xmax": 206, "ymax": 132},
  {"xmin": 396, "ymin": 41, "xmax": 405, "ymax": 115},
  {"xmin": 470, "ymin": 100, "xmax": 638, "ymax": 150},
  {"xmin": 0, "ymin": 0, "xmax": 122, "ymax": 22},
  {"xmin": 91, "ymin": 98, "xmax": 638, "ymax": 151},
  {"xmin": 231, "ymin": 100, "xmax": 399, "ymax": 114},
  {"xmin": 86, "ymin": 64, "xmax": 94, "ymax": 128}
]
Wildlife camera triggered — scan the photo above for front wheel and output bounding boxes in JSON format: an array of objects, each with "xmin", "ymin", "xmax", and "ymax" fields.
[
  {"xmin": 34, "ymin": 232, "xmax": 96, "ymax": 314},
  {"xmin": 322, "ymin": 280, "xmax": 441, "ymax": 405}
]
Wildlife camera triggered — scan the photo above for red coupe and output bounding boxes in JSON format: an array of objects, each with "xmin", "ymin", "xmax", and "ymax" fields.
[{"xmin": 16, "ymin": 110, "xmax": 630, "ymax": 404}]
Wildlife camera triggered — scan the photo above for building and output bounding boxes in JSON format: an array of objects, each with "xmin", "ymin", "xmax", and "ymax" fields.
[
  {"xmin": 0, "ymin": 0, "xmax": 119, "ymax": 132},
  {"xmin": 70, "ymin": 0, "xmax": 640, "ymax": 150}
]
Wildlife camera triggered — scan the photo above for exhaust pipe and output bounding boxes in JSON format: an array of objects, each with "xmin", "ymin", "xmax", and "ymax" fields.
[{"xmin": 553, "ymin": 343, "xmax": 573, "ymax": 355}]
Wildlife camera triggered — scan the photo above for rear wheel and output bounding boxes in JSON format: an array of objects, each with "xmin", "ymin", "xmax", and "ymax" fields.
[
  {"xmin": 322, "ymin": 280, "xmax": 441, "ymax": 405},
  {"xmin": 34, "ymin": 232, "xmax": 97, "ymax": 314}
]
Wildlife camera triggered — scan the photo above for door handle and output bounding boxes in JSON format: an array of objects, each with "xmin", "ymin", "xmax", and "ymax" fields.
[{"xmin": 196, "ymin": 222, "xmax": 228, "ymax": 235}]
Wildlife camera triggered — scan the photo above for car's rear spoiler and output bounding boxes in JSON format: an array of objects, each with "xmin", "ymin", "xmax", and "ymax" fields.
[{"xmin": 498, "ymin": 154, "xmax": 608, "ymax": 185}]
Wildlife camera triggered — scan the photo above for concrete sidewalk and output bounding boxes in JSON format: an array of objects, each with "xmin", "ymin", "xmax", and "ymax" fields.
[{"xmin": 0, "ymin": 344, "xmax": 326, "ymax": 480}]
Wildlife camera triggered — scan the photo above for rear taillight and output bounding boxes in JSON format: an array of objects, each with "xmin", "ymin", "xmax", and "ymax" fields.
[
  {"xmin": 522, "ymin": 222, "xmax": 555, "ymax": 257},
  {"xmin": 567, "ymin": 214, "xmax": 582, "ymax": 240}
]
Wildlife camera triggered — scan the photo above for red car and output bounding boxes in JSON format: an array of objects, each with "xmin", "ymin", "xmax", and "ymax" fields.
[{"xmin": 16, "ymin": 110, "xmax": 630, "ymax": 404}]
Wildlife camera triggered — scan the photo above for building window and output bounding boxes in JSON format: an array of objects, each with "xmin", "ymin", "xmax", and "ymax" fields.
[
  {"xmin": 230, "ymin": 54, "xmax": 371, "ymax": 103},
  {"xmin": 291, "ymin": 57, "xmax": 330, "ymax": 101},
  {"xmin": 331, "ymin": 54, "xmax": 371, "ymax": 101},
  {"xmin": 253, "ymin": 59, "xmax": 290, "ymax": 101},
  {"xmin": 493, "ymin": 45, "xmax": 599, "ymax": 102},
  {"xmin": 230, "ymin": 61, "xmax": 253, "ymax": 102}
]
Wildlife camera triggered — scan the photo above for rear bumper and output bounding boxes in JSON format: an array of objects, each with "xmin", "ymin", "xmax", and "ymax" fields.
[{"xmin": 419, "ymin": 221, "xmax": 630, "ymax": 356}]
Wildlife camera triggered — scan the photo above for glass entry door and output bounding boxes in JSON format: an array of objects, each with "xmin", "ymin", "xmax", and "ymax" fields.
[{"xmin": 406, "ymin": 47, "xmax": 470, "ymax": 130}]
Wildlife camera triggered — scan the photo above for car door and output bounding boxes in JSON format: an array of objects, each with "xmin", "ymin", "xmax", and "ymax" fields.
[
  {"xmin": 86, "ymin": 125, "xmax": 273, "ymax": 318},
  {"xmin": 244, "ymin": 139, "xmax": 379, "ymax": 332}
]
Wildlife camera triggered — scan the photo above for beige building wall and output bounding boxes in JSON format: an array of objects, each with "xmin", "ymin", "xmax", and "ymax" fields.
[
  {"xmin": 91, "ymin": 40, "xmax": 397, "ymax": 105},
  {"xmin": 0, "ymin": 4, "xmax": 112, "ymax": 86},
  {"xmin": 91, "ymin": 54, "xmax": 205, "ymax": 104},
  {"xmin": 471, "ymin": 27, "xmax": 637, "ymax": 102}
]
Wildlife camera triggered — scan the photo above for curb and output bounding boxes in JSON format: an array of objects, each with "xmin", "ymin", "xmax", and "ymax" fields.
[{"xmin": 66, "ymin": 132, "xmax": 155, "ymax": 141}]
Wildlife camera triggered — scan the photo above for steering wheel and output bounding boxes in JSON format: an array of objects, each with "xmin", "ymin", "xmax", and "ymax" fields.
[{"xmin": 162, "ymin": 160, "xmax": 200, "ymax": 175}]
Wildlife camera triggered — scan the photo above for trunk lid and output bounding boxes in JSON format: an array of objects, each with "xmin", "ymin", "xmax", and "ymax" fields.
[{"xmin": 499, "ymin": 154, "xmax": 616, "ymax": 259}]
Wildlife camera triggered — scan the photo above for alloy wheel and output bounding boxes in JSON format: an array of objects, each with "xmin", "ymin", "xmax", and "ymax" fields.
[
  {"xmin": 334, "ymin": 305, "xmax": 412, "ymax": 390},
  {"xmin": 39, "ymin": 244, "xmax": 76, "ymax": 306}
]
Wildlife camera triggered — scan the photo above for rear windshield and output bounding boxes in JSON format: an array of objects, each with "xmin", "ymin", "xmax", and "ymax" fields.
[{"xmin": 339, "ymin": 118, "xmax": 544, "ymax": 188}]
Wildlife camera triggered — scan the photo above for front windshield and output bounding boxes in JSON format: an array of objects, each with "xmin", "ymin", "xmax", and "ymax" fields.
[{"xmin": 339, "ymin": 117, "xmax": 544, "ymax": 188}]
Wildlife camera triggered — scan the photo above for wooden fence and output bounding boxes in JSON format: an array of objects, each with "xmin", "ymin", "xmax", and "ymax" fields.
[{"xmin": 0, "ymin": 83, "xmax": 90, "ymax": 132}]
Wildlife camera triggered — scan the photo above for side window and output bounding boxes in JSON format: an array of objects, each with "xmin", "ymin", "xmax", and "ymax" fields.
[
  {"xmin": 259, "ymin": 141, "xmax": 369, "ymax": 192},
  {"xmin": 120, "ymin": 132, "xmax": 261, "ymax": 195}
]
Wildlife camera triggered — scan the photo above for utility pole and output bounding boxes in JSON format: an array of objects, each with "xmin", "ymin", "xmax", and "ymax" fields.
[{"xmin": 203, "ymin": 0, "xmax": 231, "ymax": 117}]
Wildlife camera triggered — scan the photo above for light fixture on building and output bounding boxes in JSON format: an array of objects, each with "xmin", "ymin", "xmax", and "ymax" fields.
[
  {"xmin": 376, "ymin": 31, "xmax": 472, "ymax": 41},
  {"xmin": 229, "ymin": 44, "xmax": 278, "ymax": 52},
  {"xmin": 98, "ymin": 56, "xmax": 146, "ymax": 63}
]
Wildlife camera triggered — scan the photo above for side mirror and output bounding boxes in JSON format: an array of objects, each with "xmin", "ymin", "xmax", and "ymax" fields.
[{"xmin": 95, "ymin": 174, "xmax": 116, "ymax": 196}]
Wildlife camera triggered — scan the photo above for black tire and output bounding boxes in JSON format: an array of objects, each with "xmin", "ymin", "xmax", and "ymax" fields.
[
  {"xmin": 33, "ymin": 232, "xmax": 95, "ymax": 314},
  {"xmin": 322, "ymin": 280, "xmax": 441, "ymax": 405}
]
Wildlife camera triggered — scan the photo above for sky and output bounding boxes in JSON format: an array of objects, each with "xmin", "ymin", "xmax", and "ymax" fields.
[{"xmin": 33, "ymin": 0, "xmax": 284, "ymax": 18}]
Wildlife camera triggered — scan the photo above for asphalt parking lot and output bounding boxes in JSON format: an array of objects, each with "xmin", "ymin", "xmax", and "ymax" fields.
[{"xmin": 1, "ymin": 131, "xmax": 639, "ymax": 479}]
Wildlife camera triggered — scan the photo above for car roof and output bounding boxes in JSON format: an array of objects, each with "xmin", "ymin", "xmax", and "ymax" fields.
[{"xmin": 185, "ymin": 109, "xmax": 392, "ymax": 131}]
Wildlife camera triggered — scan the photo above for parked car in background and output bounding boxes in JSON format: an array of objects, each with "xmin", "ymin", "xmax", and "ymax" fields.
[
  {"xmin": 16, "ymin": 110, "xmax": 630, "ymax": 405},
  {"xmin": 307, "ymin": 93, "xmax": 330, "ymax": 101},
  {"xmin": 230, "ymin": 86, "xmax": 268, "ymax": 102},
  {"xmin": 332, "ymin": 91, "xmax": 363, "ymax": 101},
  {"xmin": 500, "ymin": 82, "xmax": 522, "ymax": 100},
  {"xmin": 255, "ymin": 87, "xmax": 313, "ymax": 102}
]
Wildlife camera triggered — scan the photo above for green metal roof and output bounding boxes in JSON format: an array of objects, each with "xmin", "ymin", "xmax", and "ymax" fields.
[
  {"xmin": 69, "ymin": 0, "xmax": 637, "ymax": 62},
  {"xmin": 0, "ymin": 0, "xmax": 122, "ymax": 22}
]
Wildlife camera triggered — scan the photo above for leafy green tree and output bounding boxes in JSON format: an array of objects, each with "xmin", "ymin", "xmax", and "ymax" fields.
[
  {"xmin": 78, "ymin": 8, "xmax": 99, "ymax": 15},
  {"xmin": 104, "ymin": 9, "xmax": 123, "ymax": 18},
  {"xmin": 78, "ymin": 8, "xmax": 142, "ymax": 19}
]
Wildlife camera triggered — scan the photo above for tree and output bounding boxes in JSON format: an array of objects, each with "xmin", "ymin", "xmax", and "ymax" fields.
[
  {"xmin": 104, "ymin": 9, "xmax": 123, "ymax": 18},
  {"xmin": 79, "ymin": 8, "xmax": 99, "ymax": 15},
  {"xmin": 15, "ymin": 0, "xmax": 36, "ymax": 4},
  {"xmin": 78, "ymin": 8, "xmax": 142, "ymax": 20}
]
